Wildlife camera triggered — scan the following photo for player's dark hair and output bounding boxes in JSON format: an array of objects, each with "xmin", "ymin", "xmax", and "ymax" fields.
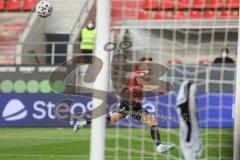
[{"xmin": 221, "ymin": 48, "xmax": 229, "ymax": 54}]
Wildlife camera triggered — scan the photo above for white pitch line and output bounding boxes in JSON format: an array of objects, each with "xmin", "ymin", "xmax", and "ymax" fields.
[
  {"xmin": 0, "ymin": 154, "xmax": 85, "ymax": 158},
  {"xmin": 0, "ymin": 154, "xmax": 178, "ymax": 159},
  {"xmin": 0, "ymin": 136, "xmax": 118, "ymax": 140},
  {"xmin": 0, "ymin": 154, "xmax": 233, "ymax": 160},
  {"xmin": 0, "ymin": 136, "xmax": 232, "ymax": 142},
  {"xmin": 0, "ymin": 136, "xmax": 90, "ymax": 139}
]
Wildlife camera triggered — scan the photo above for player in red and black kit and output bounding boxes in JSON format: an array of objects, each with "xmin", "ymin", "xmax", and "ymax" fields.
[{"xmin": 74, "ymin": 57, "xmax": 175, "ymax": 153}]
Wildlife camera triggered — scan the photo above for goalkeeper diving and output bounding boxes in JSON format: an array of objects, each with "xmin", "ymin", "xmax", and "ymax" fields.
[{"xmin": 73, "ymin": 57, "xmax": 175, "ymax": 153}]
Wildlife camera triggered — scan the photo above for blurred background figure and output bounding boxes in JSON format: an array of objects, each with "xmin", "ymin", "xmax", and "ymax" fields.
[
  {"xmin": 213, "ymin": 48, "xmax": 235, "ymax": 64},
  {"xmin": 80, "ymin": 19, "xmax": 96, "ymax": 63}
]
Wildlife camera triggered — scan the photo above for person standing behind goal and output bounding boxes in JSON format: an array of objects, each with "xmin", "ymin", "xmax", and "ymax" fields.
[{"xmin": 79, "ymin": 19, "xmax": 96, "ymax": 63}]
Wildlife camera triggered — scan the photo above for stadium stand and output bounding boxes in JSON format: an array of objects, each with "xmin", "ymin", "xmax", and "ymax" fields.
[
  {"xmin": 0, "ymin": 0, "xmax": 4, "ymax": 10},
  {"xmin": 143, "ymin": 0, "xmax": 158, "ymax": 10},
  {"xmin": 23, "ymin": 0, "xmax": 37, "ymax": 11},
  {"xmin": 0, "ymin": 0, "xmax": 238, "ymax": 65},
  {"xmin": 0, "ymin": 0, "xmax": 36, "ymax": 64},
  {"xmin": 204, "ymin": 10, "xmax": 217, "ymax": 19},
  {"xmin": 227, "ymin": 0, "xmax": 239, "ymax": 8},
  {"xmin": 112, "ymin": 0, "xmax": 239, "ymax": 22},
  {"xmin": 0, "ymin": 0, "xmax": 36, "ymax": 11},
  {"xmin": 6, "ymin": 0, "xmax": 21, "ymax": 11},
  {"xmin": 112, "ymin": 0, "xmax": 140, "ymax": 9},
  {"xmin": 159, "ymin": 0, "xmax": 175, "ymax": 9},
  {"xmin": 137, "ymin": 9, "xmax": 151, "ymax": 19},
  {"xmin": 154, "ymin": 11, "xmax": 170, "ymax": 19},
  {"xmin": 0, "ymin": 13, "xmax": 29, "ymax": 64},
  {"xmin": 110, "ymin": 0, "xmax": 238, "ymax": 65},
  {"xmin": 189, "ymin": 10, "xmax": 202, "ymax": 19},
  {"xmin": 111, "ymin": 0, "xmax": 141, "ymax": 23},
  {"xmin": 207, "ymin": 0, "xmax": 223, "ymax": 8},
  {"xmin": 220, "ymin": 10, "xmax": 239, "ymax": 19},
  {"xmin": 192, "ymin": 0, "xmax": 206, "ymax": 9},
  {"xmin": 177, "ymin": 0, "xmax": 191, "ymax": 9},
  {"xmin": 172, "ymin": 11, "xmax": 185, "ymax": 19}
]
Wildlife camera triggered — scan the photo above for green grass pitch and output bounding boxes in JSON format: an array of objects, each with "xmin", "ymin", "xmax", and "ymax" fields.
[{"xmin": 0, "ymin": 128, "xmax": 233, "ymax": 160}]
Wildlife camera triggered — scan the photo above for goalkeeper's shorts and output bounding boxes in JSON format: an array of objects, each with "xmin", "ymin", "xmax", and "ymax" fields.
[{"xmin": 113, "ymin": 100, "xmax": 149, "ymax": 121}]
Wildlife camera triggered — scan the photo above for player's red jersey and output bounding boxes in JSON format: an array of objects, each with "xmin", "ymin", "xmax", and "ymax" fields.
[
  {"xmin": 123, "ymin": 69, "xmax": 145, "ymax": 102},
  {"xmin": 125, "ymin": 69, "xmax": 144, "ymax": 88}
]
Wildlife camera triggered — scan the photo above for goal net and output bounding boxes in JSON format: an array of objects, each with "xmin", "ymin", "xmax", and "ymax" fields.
[{"xmin": 100, "ymin": 0, "xmax": 239, "ymax": 159}]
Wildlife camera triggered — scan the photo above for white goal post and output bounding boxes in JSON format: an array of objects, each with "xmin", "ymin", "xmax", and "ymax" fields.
[
  {"xmin": 90, "ymin": 0, "xmax": 111, "ymax": 160},
  {"xmin": 233, "ymin": 19, "xmax": 240, "ymax": 160}
]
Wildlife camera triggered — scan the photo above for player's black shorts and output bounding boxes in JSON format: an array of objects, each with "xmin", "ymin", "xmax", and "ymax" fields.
[{"xmin": 113, "ymin": 100, "xmax": 149, "ymax": 121}]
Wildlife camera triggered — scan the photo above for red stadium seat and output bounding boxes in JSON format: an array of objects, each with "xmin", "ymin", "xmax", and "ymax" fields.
[
  {"xmin": 6, "ymin": 0, "xmax": 21, "ymax": 10},
  {"xmin": 138, "ymin": 10, "xmax": 151, "ymax": 19},
  {"xmin": 226, "ymin": 0, "xmax": 239, "ymax": 8},
  {"xmin": 143, "ymin": 0, "xmax": 158, "ymax": 10},
  {"xmin": 189, "ymin": 10, "xmax": 202, "ymax": 19},
  {"xmin": 159, "ymin": 0, "xmax": 175, "ymax": 9},
  {"xmin": 0, "ymin": 0, "xmax": 4, "ymax": 10},
  {"xmin": 204, "ymin": 10, "xmax": 217, "ymax": 19},
  {"xmin": 23, "ymin": 0, "xmax": 37, "ymax": 11},
  {"xmin": 207, "ymin": 0, "xmax": 223, "ymax": 8},
  {"xmin": 167, "ymin": 59, "xmax": 182, "ymax": 64},
  {"xmin": 177, "ymin": 0, "xmax": 191, "ymax": 9},
  {"xmin": 111, "ymin": 1, "xmax": 140, "ymax": 9},
  {"xmin": 220, "ymin": 10, "xmax": 238, "ymax": 19},
  {"xmin": 154, "ymin": 11, "xmax": 170, "ymax": 19},
  {"xmin": 192, "ymin": 0, "xmax": 206, "ymax": 9},
  {"xmin": 172, "ymin": 11, "xmax": 185, "ymax": 19}
]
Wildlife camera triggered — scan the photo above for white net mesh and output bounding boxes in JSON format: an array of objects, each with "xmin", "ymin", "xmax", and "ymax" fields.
[{"xmin": 104, "ymin": 0, "xmax": 238, "ymax": 159}]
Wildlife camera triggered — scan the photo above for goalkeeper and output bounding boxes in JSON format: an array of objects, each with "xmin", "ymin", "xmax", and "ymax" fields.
[{"xmin": 73, "ymin": 57, "xmax": 175, "ymax": 153}]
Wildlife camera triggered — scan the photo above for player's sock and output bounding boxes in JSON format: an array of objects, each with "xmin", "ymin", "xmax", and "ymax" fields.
[
  {"xmin": 85, "ymin": 116, "xmax": 111, "ymax": 125},
  {"xmin": 86, "ymin": 120, "xmax": 91, "ymax": 125},
  {"xmin": 106, "ymin": 117, "xmax": 111, "ymax": 123},
  {"xmin": 74, "ymin": 117, "xmax": 111, "ymax": 133},
  {"xmin": 150, "ymin": 125, "xmax": 161, "ymax": 146}
]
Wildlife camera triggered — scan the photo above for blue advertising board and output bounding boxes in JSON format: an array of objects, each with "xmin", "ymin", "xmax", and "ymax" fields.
[{"xmin": 0, "ymin": 93, "xmax": 234, "ymax": 128}]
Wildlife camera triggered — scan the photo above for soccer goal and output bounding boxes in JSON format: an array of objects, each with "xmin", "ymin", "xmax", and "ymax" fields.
[{"xmin": 91, "ymin": 0, "xmax": 240, "ymax": 160}]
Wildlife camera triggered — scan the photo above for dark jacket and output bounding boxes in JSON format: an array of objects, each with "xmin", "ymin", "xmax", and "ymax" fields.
[{"xmin": 213, "ymin": 57, "xmax": 234, "ymax": 64}]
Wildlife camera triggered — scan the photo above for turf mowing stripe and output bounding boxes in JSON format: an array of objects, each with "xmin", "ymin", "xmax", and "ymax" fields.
[{"xmin": 0, "ymin": 154, "xmax": 180, "ymax": 159}]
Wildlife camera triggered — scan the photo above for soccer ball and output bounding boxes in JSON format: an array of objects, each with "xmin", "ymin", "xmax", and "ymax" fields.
[{"xmin": 36, "ymin": 0, "xmax": 53, "ymax": 18}]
